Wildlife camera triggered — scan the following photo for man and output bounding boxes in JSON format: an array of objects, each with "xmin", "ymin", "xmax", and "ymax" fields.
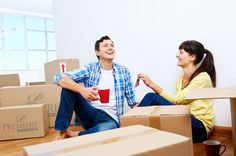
[{"xmin": 54, "ymin": 36, "xmax": 138, "ymax": 140}]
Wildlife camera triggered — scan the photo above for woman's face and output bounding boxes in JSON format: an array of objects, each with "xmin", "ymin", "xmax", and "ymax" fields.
[{"xmin": 176, "ymin": 49, "xmax": 195, "ymax": 68}]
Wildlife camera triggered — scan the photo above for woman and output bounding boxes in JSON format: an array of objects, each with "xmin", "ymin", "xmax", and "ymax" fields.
[{"xmin": 137, "ymin": 40, "xmax": 216, "ymax": 143}]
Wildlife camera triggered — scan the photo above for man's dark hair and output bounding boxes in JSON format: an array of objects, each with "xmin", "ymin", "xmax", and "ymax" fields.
[
  {"xmin": 95, "ymin": 35, "xmax": 111, "ymax": 51},
  {"xmin": 94, "ymin": 36, "xmax": 112, "ymax": 60}
]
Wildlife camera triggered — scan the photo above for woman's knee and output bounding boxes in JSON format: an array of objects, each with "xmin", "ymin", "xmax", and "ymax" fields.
[{"xmin": 143, "ymin": 92, "xmax": 157, "ymax": 100}]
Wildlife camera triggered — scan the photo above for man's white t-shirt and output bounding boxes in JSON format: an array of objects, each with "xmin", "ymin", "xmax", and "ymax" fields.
[{"xmin": 90, "ymin": 68, "xmax": 118, "ymax": 123}]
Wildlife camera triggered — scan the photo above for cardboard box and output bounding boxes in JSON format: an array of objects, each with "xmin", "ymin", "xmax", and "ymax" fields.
[
  {"xmin": 185, "ymin": 88, "xmax": 236, "ymax": 156},
  {"xmin": 120, "ymin": 105, "xmax": 194, "ymax": 156},
  {"xmin": 0, "ymin": 104, "xmax": 49, "ymax": 141},
  {"xmin": 0, "ymin": 85, "xmax": 61, "ymax": 127},
  {"xmin": 0, "ymin": 85, "xmax": 61, "ymax": 106},
  {"xmin": 44, "ymin": 59, "xmax": 80, "ymax": 84},
  {"xmin": 23, "ymin": 125, "xmax": 192, "ymax": 156},
  {"xmin": 120, "ymin": 105, "xmax": 192, "ymax": 138},
  {"xmin": 0, "ymin": 73, "xmax": 20, "ymax": 88},
  {"xmin": 0, "ymin": 85, "xmax": 76, "ymax": 127},
  {"xmin": 25, "ymin": 81, "xmax": 46, "ymax": 86}
]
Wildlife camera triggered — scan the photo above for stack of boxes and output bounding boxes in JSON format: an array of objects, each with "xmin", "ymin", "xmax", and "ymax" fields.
[{"xmin": 0, "ymin": 59, "xmax": 80, "ymax": 141}]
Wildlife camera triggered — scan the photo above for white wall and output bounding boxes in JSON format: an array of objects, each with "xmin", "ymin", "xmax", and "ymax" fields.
[{"xmin": 53, "ymin": 0, "xmax": 236, "ymax": 127}]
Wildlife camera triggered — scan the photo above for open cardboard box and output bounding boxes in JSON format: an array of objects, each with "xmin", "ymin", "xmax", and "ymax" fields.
[
  {"xmin": 23, "ymin": 125, "xmax": 192, "ymax": 156},
  {"xmin": 186, "ymin": 87, "xmax": 236, "ymax": 155}
]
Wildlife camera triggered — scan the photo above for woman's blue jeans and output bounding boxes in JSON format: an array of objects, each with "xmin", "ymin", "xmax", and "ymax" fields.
[
  {"xmin": 55, "ymin": 88, "xmax": 119, "ymax": 136},
  {"xmin": 139, "ymin": 92, "xmax": 208, "ymax": 143}
]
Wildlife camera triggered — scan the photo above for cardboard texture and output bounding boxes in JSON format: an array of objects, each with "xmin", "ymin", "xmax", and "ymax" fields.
[
  {"xmin": 0, "ymin": 74, "xmax": 20, "ymax": 88},
  {"xmin": 23, "ymin": 125, "xmax": 192, "ymax": 156},
  {"xmin": 120, "ymin": 105, "xmax": 192, "ymax": 138},
  {"xmin": 0, "ymin": 85, "xmax": 61, "ymax": 127},
  {"xmin": 44, "ymin": 59, "xmax": 80, "ymax": 84},
  {"xmin": 186, "ymin": 88, "xmax": 236, "ymax": 156},
  {"xmin": 25, "ymin": 81, "xmax": 46, "ymax": 86},
  {"xmin": 120, "ymin": 105, "xmax": 194, "ymax": 156},
  {"xmin": 0, "ymin": 104, "xmax": 49, "ymax": 141},
  {"xmin": 0, "ymin": 85, "xmax": 61, "ymax": 106}
]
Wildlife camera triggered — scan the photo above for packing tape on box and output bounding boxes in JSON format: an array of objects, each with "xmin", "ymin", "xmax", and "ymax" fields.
[{"xmin": 33, "ymin": 129, "xmax": 157, "ymax": 156}]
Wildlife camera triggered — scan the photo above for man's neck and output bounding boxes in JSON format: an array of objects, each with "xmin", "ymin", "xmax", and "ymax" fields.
[{"xmin": 99, "ymin": 59, "xmax": 113, "ymax": 70}]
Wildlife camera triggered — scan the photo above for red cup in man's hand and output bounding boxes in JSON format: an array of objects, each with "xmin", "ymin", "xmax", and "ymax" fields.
[{"xmin": 98, "ymin": 89, "xmax": 110, "ymax": 103}]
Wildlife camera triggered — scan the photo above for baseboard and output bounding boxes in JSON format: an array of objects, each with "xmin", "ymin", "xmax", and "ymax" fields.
[{"xmin": 211, "ymin": 125, "xmax": 232, "ymax": 137}]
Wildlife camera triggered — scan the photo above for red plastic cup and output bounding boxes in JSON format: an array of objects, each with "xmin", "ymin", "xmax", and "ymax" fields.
[{"xmin": 98, "ymin": 89, "xmax": 110, "ymax": 103}]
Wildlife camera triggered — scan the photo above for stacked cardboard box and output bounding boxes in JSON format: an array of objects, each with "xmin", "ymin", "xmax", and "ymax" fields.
[
  {"xmin": 23, "ymin": 125, "xmax": 192, "ymax": 156},
  {"xmin": 0, "ymin": 104, "xmax": 48, "ymax": 141},
  {"xmin": 44, "ymin": 59, "xmax": 80, "ymax": 84},
  {"xmin": 0, "ymin": 85, "xmax": 61, "ymax": 127},
  {"xmin": 43, "ymin": 59, "xmax": 80, "ymax": 126},
  {"xmin": 0, "ymin": 73, "xmax": 20, "ymax": 88},
  {"xmin": 0, "ymin": 59, "xmax": 80, "ymax": 140}
]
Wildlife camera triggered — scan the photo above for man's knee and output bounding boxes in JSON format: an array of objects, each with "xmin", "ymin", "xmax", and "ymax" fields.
[{"xmin": 96, "ymin": 121, "xmax": 118, "ymax": 132}]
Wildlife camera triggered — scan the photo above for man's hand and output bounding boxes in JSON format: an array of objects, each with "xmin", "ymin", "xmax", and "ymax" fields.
[{"xmin": 80, "ymin": 86, "xmax": 99, "ymax": 102}]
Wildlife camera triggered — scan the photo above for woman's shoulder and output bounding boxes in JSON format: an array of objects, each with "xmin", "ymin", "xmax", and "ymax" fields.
[
  {"xmin": 197, "ymin": 72, "xmax": 211, "ymax": 80},
  {"xmin": 192, "ymin": 72, "xmax": 212, "ymax": 87}
]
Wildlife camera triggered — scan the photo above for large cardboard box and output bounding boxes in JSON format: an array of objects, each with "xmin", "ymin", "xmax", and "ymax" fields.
[
  {"xmin": 120, "ymin": 105, "xmax": 194, "ymax": 156},
  {"xmin": 0, "ymin": 85, "xmax": 61, "ymax": 127},
  {"xmin": 0, "ymin": 104, "xmax": 48, "ymax": 141},
  {"xmin": 23, "ymin": 125, "xmax": 192, "ymax": 156},
  {"xmin": 44, "ymin": 59, "xmax": 80, "ymax": 84},
  {"xmin": 120, "ymin": 105, "xmax": 192, "ymax": 138},
  {"xmin": 25, "ymin": 81, "xmax": 46, "ymax": 86},
  {"xmin": 0, "ymin": 73, "xmax": 20, "ymax": 88}
]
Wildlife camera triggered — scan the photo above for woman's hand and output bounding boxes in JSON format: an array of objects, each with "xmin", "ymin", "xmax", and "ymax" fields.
[
  {"xmin": 137, "ymin": 73, "xmax": 163, "ymax": 94},
  {"xmin": 137, "ymin": 73, "xmax": 154, "ymax": 88}
]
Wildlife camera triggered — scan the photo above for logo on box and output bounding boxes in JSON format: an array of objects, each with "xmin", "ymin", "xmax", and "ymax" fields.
[
  {"xmin": 3, "ymin": 113, "xmax": 38, "ymax": 133},
  {"xmin": 26, "ymin": 92, "xmax": 47, "ymax": 104}
]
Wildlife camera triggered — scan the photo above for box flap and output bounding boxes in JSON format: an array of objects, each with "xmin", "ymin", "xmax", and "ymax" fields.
[
  {"xmin": 123, "ymin": 106, "xmax": 190, "ymax": 116},
  {"xmin": 159, "ymin": 105, "xmax": 190, "ymax": 115},
  {"xmin": 122, "ymin": 106, "xmax": 160, "ymax": 116},
  {"xmin": 186, "ymin": 88, "xmax": 236, "ymax": 99}
]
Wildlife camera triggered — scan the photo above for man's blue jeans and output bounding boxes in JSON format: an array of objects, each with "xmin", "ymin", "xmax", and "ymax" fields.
[
  {"xmin": 139, "ymin": 92, "xmax": 208, "ymax": 143},
  {"xmin": 55, "ymin": 88, "xmax": 119, "ymax": 136}
]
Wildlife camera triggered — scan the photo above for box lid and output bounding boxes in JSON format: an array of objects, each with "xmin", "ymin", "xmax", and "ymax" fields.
[
  {"xmin": 23, "ymin": 125, "xmax": 190, "ymax": 156},
  {"xmin": 186, "ymin": 88, "xmax": 236, "ymax": 99},
  {"xmin": 123, "ymin": 106, "xmax": 190, "ymax": 117}
]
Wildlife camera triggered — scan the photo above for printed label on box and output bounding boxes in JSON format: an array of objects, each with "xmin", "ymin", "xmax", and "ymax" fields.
[
  {"xmin": 2, "ymin": 113, "xmax": 39, "ymax": 133},
  {"xmin": 60, "ymin": 63, "xmax": 67, "ymax": 73}
]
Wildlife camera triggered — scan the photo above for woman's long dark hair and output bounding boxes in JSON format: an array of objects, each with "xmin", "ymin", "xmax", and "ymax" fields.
[{"xmin": 179, "ymin": 40, "xmax": 216, "ymax": 87}]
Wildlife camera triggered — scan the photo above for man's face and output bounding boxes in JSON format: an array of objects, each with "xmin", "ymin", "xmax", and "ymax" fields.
[{"xmin": 96, "ymin": 39, "xmax": 115, "ymax": 61}]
